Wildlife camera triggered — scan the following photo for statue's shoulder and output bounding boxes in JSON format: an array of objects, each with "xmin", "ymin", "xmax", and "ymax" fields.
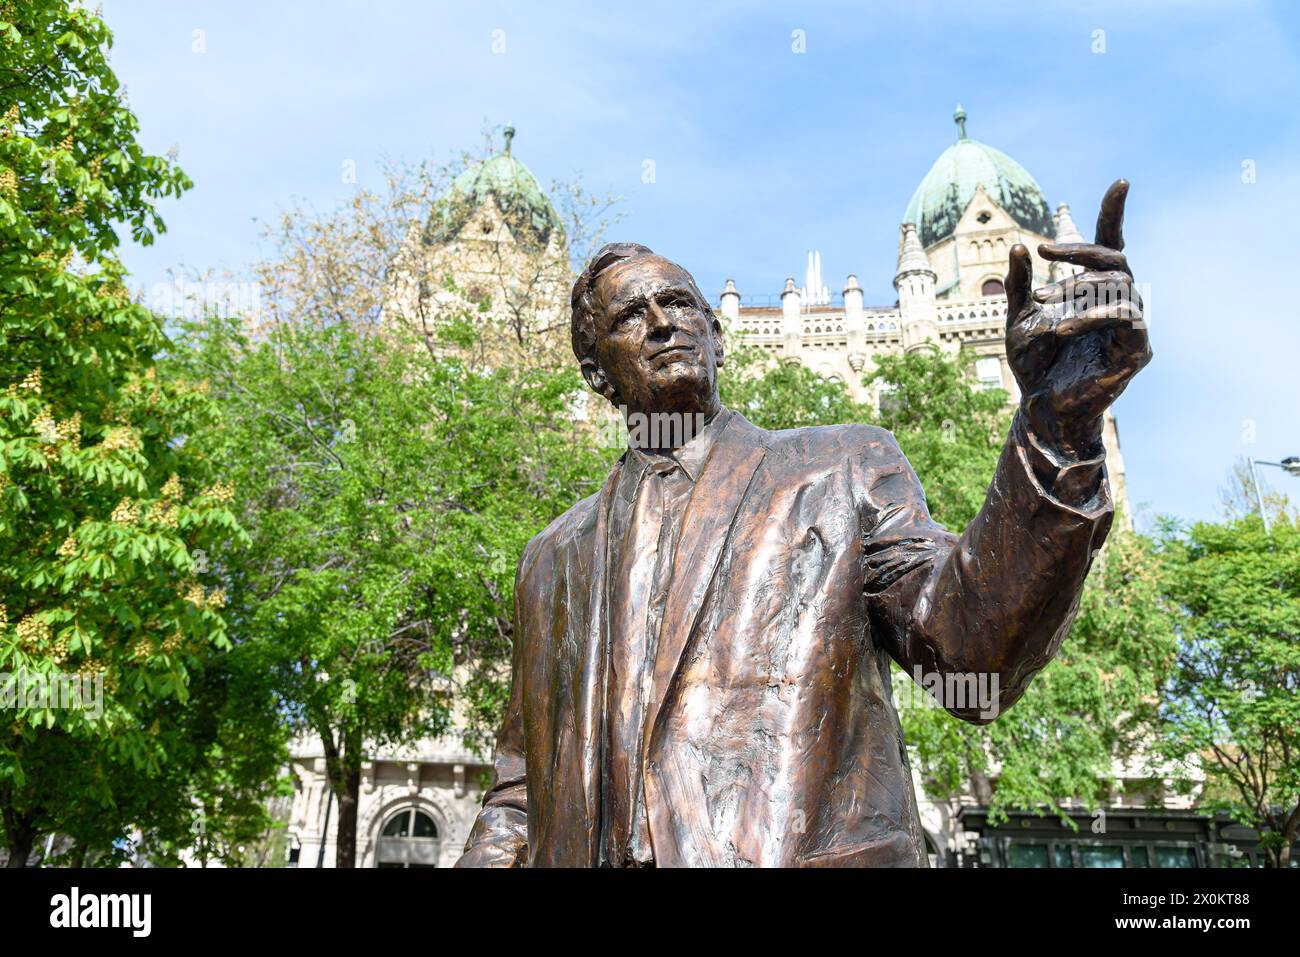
[
  {"xmin": 518, "ymin": 485, "xmax": 605, "ymax": 576},
  {"xmin": 758, "ymin": 420, "xmax": 902, "ymax": 464}
]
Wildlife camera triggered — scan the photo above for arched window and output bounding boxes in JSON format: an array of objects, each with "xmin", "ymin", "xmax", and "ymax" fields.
[
  {"xmin": 376, "ymin": 806, "xmax": 441, "ymax": 868},
  {"xmin": 981, "ymin": 278, "xmax": 1005, "ymax": 297}
]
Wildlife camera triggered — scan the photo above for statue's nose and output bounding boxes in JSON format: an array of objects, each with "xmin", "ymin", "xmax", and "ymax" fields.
[{"xmin": 645, "ymin": 300, "xmax": 675, "ymax": 337}]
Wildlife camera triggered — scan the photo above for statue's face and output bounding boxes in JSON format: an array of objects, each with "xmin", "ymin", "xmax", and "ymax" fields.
[{"xmin": 588, "ymin": 256, "xmax": 723, "ymax": 416}]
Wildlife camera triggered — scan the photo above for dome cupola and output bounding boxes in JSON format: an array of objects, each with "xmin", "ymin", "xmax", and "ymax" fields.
[
  {"xmin": 430, "ymin": 126, "xmax": 563, "ymax": 249},
  {"xmin": 903, "ymin": 106, "xmax": 1055, "ymax": 248}
]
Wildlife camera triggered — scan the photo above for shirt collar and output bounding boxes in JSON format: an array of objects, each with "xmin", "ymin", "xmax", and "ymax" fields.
[{"xmin": 626, "ymin": 408, "xmax": 732, "ymax": 484}]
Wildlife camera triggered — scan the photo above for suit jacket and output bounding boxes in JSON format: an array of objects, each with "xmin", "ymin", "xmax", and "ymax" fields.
[{"xmin": 457, "ymin": 410, "xmax": 1113, "ymax": 867}]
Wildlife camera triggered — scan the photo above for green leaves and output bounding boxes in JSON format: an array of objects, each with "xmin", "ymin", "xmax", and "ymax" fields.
[
  {"xmin": 0, "ymin": 0, "xmax": 270, "ymax": 868},
  {"xmin": 1155, "ymin": 516, "xmax": 1300, "ymax": 865},
  {"xmin": 868, "ymin": 347, "xmax": 1011, "ymax": 531},
  {"xmin": 720, "ymin": 347, "xmax": 866, "ymax": 432},
  {"xmin": 168, "ymin": 306, "xmax": 612, "ymax": 769}
]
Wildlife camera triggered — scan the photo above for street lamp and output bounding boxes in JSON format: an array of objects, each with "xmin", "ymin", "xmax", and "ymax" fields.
[{"xmin": 1249, "ymin": 456, "xmax": 1300, "ymax": 533}]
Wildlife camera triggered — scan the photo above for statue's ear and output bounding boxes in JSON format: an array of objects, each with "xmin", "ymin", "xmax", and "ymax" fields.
[
  {"xmin": 580, "ymin": 358, "xmax": 618, "ymax": 404},
  {"xmin": 712, "ymin": 314, "xmax": 725, "ymax": 368}
]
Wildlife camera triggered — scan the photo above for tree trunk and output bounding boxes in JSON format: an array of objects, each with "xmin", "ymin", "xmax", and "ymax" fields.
[
  {"xmin": 2, "ymin": 809, "xmax": 38, "ymax": 868},
  {"xmin": 2, "ymin": 816, "xmax": 35, "ymax": 863},
  {"xmin": 969, "ymin": 771, "xmax": 994, "ymax": 805},
  {"xmin": 4, "ymin": 838, "xmax": 33, "ymax": 868},
  {"xmin": 1279, "ymin": 807, "xmax": 1299, "ymax": 869},
  {"xmin": 333, "ymin": 726, "xmax": 362, "ymax": 869},
  {"xmin": 1265, "ymin": 825, "xmax": 1294, "ymax": 868}
]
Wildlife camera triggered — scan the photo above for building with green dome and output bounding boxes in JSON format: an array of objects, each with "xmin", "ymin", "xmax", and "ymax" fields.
[
  {"xmin": 384, "ymin": 125, "xmax": 572, "ymax": 367},
  {"xmin": 429, "ymin": 125, "xmax": 565, "ymax": 252},
  {"xmin": 722, "ymin": 105, "xmax": 1123, "ymax": 513},
  {"xmin": 905, "ymin": 105, "xmax": 1056, "ymax": 248},
  {"xmin": 901, "ymin": 104, "xmax": 1060, "ymax": 301}
]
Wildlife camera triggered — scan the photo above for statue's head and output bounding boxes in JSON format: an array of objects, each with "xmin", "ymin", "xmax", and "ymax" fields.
[{"xmin": 571, "ymin": 243, "xmax": 724, "ymax": 418}]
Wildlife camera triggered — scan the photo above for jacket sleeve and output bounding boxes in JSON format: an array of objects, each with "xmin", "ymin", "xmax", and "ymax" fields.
[
  {"xmin": 454, "ymin": 546, "xmax": 534, "ymax": 868},
  {"xmin": 860, "ymin": 411, "xmax": 1114, "ymax": 723}
]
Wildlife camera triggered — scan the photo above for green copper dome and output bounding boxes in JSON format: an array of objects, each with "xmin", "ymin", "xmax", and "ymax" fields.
[
  {"xmin": 903, "ymin": 106, "xmax": 1055, "ymax": 248},
  {"xmin": 431, "ymin": 126, "xmax": 563, "ymax": 249}
]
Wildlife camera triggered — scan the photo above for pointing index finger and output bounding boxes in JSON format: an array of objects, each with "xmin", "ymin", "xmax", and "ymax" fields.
[
  {"xmin": 1005, "ymin": 243, "xmax": 1032, "ymax": 328},
  {"xmin": 1095, "ymin": 178, "xmax": 1129, "ymax": 251}
]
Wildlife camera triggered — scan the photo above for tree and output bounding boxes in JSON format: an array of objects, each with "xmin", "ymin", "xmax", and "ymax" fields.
[
  {"xmin": 164, "ymin": 141, "xmax": 619, "ymax": 866},
  {"xmin": 720, "ymin": 347, "xmax": 869, "ymax": 431},
  {"xmin": 903, "ymin": 524, "xmax": 1176, "ymax": 819},
  {"xmin": 1220, "ymin": 456, "xmax": 1296, "ymax": 528},
  {"xmin": 873, "ymin": 350, "xmax": 1178, "ymax": 825},
  {"xmin": 170, "ymin": 305, "xmax": 611, "ymax": 866},
  {"xmin": 1156, "ymin": 514, "xmax": 1300, "ymax": 866},
  {"xmin": 868, "ymin": 346, "xmax": 1010, "ymax": 530},
  {"xmin": 159, "ymin": 129, "xmax": 621, "ymax": 866},
  {"xmin": 0, "ymin": 0, "xmax": 270, "ymax": 866}
]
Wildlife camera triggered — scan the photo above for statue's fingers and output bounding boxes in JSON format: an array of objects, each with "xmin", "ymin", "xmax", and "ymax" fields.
[
  {"xmin": 1038, "ymin": 242, "xmax": 1130, "ymax": 276},
  {"xmin": 1095, "ymin": 179, "xmax": 1129, "ymax": 251},
  {"xmin": 1005, "ymin": 243, "xmax": 1033, "ymax": 328},
  {"xmin": 1055, "ymin": 301, "xmax": 1143, "ymax": 337},
  {"xmin": 1032, "ymin": 281, "xmax": 1064, "ymax": 305},
  {"xmin": 1033, "ymin": 270, "xmax": 1133, "ymax": 305}
]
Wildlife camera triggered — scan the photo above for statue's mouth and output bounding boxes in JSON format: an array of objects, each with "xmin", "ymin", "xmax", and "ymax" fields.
[{"xmin": 649, "ymin": 344, "xmax": 695, "ymax": 364}]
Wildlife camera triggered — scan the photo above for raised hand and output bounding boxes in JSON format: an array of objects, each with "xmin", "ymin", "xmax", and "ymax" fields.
[{"xmin": 1004, "ymin": 179, "xmax": 1151, "ymax": 458}]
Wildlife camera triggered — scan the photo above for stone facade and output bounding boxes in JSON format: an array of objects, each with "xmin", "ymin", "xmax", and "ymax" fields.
[{"xmin": 283, "ymin": 733, "xmax": 491, "ymax": 868}]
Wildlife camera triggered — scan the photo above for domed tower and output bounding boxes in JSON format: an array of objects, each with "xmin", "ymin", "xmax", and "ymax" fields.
[
  {"xmin": 902, "ymin": 105, "xmax": 1056, "ymax": 300},
  {"xmin": 432, "ymin": 125, "xmax": 565, "ymax": 253},
  {"xmin": 896, "ymin": 106, "xmax": 1129, "ymax": 524},
  {"xmin": 385, "ymin": 126, "xmax": 571, "ymax": 366}
]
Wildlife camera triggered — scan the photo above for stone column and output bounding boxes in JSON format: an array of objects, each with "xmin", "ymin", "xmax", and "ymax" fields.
[
  {"xmin": 720, "ymin": 278, "xmax": 741, "ymax": 322},
  {"xmin": 781, "ymin": 277, "xmax": 802, "ymax": 362}
]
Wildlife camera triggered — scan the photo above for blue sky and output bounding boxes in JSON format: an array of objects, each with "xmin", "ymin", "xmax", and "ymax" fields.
[{"xmin": 100, "ymin": 0, "xmax": 1300, "ymax": 526}]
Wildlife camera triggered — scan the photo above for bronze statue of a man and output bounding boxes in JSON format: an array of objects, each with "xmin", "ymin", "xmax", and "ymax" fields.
[{"xmin": 457, "ymin": 180, "xmax": 1150, "ymax": 867}]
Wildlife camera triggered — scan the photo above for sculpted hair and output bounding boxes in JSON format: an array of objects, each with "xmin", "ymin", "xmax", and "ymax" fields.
[{"xmin": 570, "ymin": 242, "xmax": 715, "ymax": 365}]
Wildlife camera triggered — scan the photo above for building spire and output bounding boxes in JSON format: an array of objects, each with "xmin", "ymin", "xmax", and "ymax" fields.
[
  {"xmin": 503, "ymin": 123, "xmax": 515, "ymax": 155},
  {"xmin": 954, "ymin": 103, "xmax": 968, "ymax": 141},
  {"xmin": 1054, "ymin": 202, "xmax": 1083, "ymax": 243},
  {"xmin": 895, "ymin": 222, "xmax": 934, "ymax": 281}
]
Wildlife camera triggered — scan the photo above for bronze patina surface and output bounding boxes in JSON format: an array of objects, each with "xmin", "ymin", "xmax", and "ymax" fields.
[{"xmin": 457, "ymin": 181, "xmax": 1150, "ymax": 868}]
